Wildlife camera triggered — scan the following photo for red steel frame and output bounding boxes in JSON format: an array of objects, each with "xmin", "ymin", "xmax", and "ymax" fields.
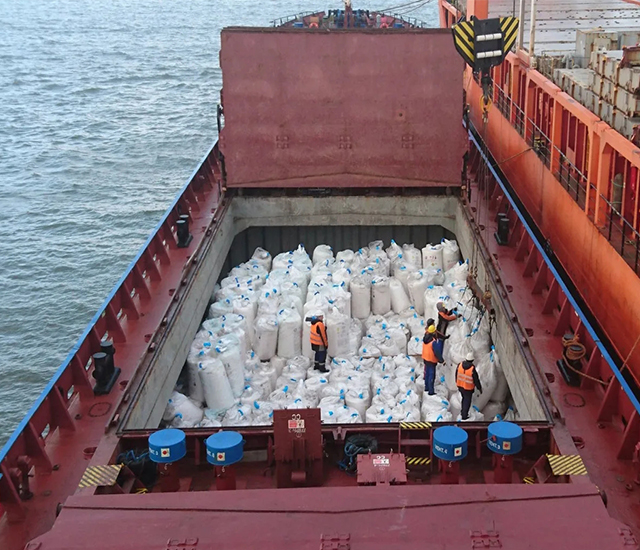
[
  {"xmin": 0, "ymin": 144, "xmax": 224, "ymax": 549},
  {"xmin": 439, "ymin": 0, "xmax": 640, "ymax": 444}
]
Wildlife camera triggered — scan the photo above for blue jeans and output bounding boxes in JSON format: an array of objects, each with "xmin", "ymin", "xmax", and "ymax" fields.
[{"xmin": 423, "ymin": 361, "xmax": 436, "ymax": 395}]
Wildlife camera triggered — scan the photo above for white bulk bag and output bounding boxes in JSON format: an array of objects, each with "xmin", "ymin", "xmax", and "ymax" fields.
[
  {"xmin": 186, "ymin": 353, "xmax": 205, "ymax": 405},
  {"xmin": 277, "ymin": 308, "xmax": 302, "ymax": 359},
  {"xmin": 402, "ymin": 243, "xmax": 423, "ymax": 268},
  {"xmin": 444, "ymin": 260, "xmax": 469, "ymax": 286},
  {"xmin": 371, "ymin": 276, "xmax": 391, "ymax": 315},
  {"xmin": 335, "ymin": 249, "xmax": 355, "ymax": 265},
  {"xmin": 350, "ymin": 276, "xmax": 371, "ymax": 319},
  {"xmin": 407, "ymin": 271, "xmax": 430, "ymax": 314},
  {"xmin": 250, "ymin": 246, "xmax": 272, "ymax": 270},
  {"xmin": 222, "ymin": 404, "xmax": 254, "ymax": 427},
  {"xmin": 270, "ymin": 355, "xmax": 287, "ymax": 378},
  {"xmin": 215, "ymin": 336, "xmax": 245, "ymax": 398},
  {"xmin": 327, "ymin": 308, "xmax": 351, "ymax": 358},
  {"xmin": 255, "ymin": 315, "xmax": 279, "ymax": 361},
  {"xmin": 332, "ymin": 267, "xmax": 353, "ymax": 289},
  {"xmin": 471, "ymin": 351, "xmax": 499, "ymax": 410},
  {"xmin": 390, "ymin": 278, "xmax": 411, "ymax": 313},
  {"xmin": 233, "ymin": 296, "xmax": 256, "ymax": 347},
  {"xmin": 423, "ymin": 285, "xmax": 451, "ymax": 323},
  {"xmin": 482, "ymin": 400, "xmax": 507, "ymax": 420},
  {"xmin": 422, "ymin": 243, "xmax": 444, "ymax": 271},
  {"xmin": 441, "ymin": 239, "xmax": 461, "ymax": 271},
  {"xmin": 345, "ymin": 388, "xmax": 371, "ymax": 419},
  {"xmin": 163, "ymin": 391, "xmax": 188, "ymax": 422},
  {"xmin": 386, "ymin": 240, "xmax": 403, "ymax": 262},
  {"xmin": 408, "ymin": 336, "xmax": 423, "ymax": 356},
  {"xmin": 312, "ymin": 244, "xmax": 334, "ymax": 265},
  {"xmin": 167, "ymin": 391, "xmax": 204, "ymax": 427},
  {"xmin": 209, "ymin": 298, "xmax": 234, "ymax": 318},
  {"xmin": 394, "ymin": 262, "xmax": 419, "ymax": 292}
]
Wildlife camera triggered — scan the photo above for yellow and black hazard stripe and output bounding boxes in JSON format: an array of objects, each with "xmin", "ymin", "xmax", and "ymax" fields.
[
  {"xmin": 452, "ymin": 19, "xmax": 475, "ymax": 67},
  {"xmin": 406, "ymin": 456, "xmax": 432, "ymax": 466},
  {"xmin": 500, "ymin": 16, "xmax": 519, "ymax": 54},
  {"xmin": 522, "ymin": 476, "xmax": 536, "ymax": 484},
  {"xmin": 400, "ymin": 421, "xmax": 432, "ymax": 430},
  {"xmin": 546, "ymin": 454, "xmax": 588, "ymax": 476},
  {"xmin": 78, "ymin": 464, "xmax": 123, "ymax": 489}
]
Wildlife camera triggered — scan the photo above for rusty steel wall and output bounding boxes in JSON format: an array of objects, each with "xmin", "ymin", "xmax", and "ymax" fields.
[{"xmin": 219, "ymin": 28, "xmax": 465, "ymax": 188}]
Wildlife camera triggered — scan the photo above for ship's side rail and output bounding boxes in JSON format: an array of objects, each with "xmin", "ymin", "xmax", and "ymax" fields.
[
  {"xmin": 439, "ymin": 0, "xmax": 640, "ymax": 409},
  {"xmin": 0, "ymin": 143, "xmax": 224, "ymax": 532}
]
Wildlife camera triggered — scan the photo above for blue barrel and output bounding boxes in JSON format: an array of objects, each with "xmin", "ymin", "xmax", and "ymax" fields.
[
  {"xmin": 148, "ymin": 428, "xmax": 186, "ymax": 463},
  {"xmin": 293, "ymin": 21, "xmax": 304, "ymax": 28},
  {"xmin": 433, "ymin": 426, "xmax": 468, "ymax": 461},
  {"xmin": 206, "ymin": 431, "xmax": 244, "ymax": 466},
  {"xmin": 487, "ymin": 421, "xmax": 523, "ymax": 455},
  {"xmin": 393, "ymin": 22, "xmax": 404, "ymax": 28}
]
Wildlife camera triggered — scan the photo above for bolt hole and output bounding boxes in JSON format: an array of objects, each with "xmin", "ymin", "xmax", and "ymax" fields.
[
  {"xmin": 545, "ymin": 373, "xmax": 555, "ymax": 383},
  {"xmin": 83, "ymin": 447, "xmax": 97, "ymax": 460},
  {"xmin": 119, "ymin": 379, "xmax": 129, "ymax": 390}
]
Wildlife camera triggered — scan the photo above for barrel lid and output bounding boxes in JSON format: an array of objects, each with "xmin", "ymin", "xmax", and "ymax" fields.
[
  {"xmin": 433, "ymin": 425, "xmax": 467, "ymax": 446},
  {"xmin": 488, "ymin": 421, "xmax": 522, "ymax": 440},
  {"xmin": 148, "ymin": 428, "xmax": 186, "ymax": 463},
  {"xmin": 206, "ymin": 430, "xmax": 243, "ymax": 451}
]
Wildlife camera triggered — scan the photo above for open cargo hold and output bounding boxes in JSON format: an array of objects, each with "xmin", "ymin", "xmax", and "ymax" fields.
[{"xmin": 119, "ymin": 194, "xmax": 550, "ymax": 431}]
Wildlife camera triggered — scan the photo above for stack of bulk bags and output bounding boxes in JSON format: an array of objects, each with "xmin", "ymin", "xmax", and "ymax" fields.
[{"xmin": 170, "ymin": 239, "xmax": 512, "ymax": 428}]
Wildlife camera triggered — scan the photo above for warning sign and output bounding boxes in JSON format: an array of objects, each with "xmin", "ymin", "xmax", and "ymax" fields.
[
  {"xmin": 373, "ymin": 456, "xmax": 390, "ymax": 467},
  {"xmin": 454, "ymin": 447, "xmax": 462, "ymax": 457},
  {"xmin": 216, "ymin": 452, "xmax": 226, "ymax": 462},
  {"xmin": 161, "ymin": 448, "xmax": 171, "ymax": 458},
  {"xmin": 503, "ymin": 441, "xmax": 511, "ymax": 451},
  {"xmin": 288, "ymin": 414, "xmax": 306, "ymax": 434}
]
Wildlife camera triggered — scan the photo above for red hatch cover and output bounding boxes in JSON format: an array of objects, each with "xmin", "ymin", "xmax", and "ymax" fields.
[
  {"xmin": 30, "ymin": 483, "xmax": 634, "ymax": 549},
  {"xmin": 219, "ymin": 28, "xmax": 465, "ymax": 189}
]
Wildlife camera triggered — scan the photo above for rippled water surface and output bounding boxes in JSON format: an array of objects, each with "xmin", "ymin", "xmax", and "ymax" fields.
[{"xmin": 0, "ymin": 0, "xmax": 438, "ymax": 446}]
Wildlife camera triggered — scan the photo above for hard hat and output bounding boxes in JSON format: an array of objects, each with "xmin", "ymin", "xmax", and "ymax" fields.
[
  {"xmin": 436, "ymin": 301, "xmax": 445, "ymax": 311},
  {"xmin": 466, "ymin": 352, "xmax": 474, "ymax": 361},
  {"xmin": 427, "ymin": 325, "xmax": 436, "ymax": 334}
]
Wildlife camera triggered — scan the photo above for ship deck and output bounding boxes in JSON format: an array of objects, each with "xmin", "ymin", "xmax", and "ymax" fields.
[{"xmin": 487, "ymin": 0, "xmax": 640, "ymax": 56}]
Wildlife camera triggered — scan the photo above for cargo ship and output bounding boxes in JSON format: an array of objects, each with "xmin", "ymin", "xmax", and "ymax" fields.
[{"xmin": 3, "ymin": 2, "xmax": 640, "ymax": 548}]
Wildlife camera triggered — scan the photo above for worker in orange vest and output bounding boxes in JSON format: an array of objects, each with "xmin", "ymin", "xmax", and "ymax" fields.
[
  {"xmin": 456, "ymin": 352, "xmax": 483, "ymax": 420},
  {"xmin": 422, "ymin": 325, "xmax": 444, "ymax": 395},
  {"xmin": 436, "ymin": 301, "xmax": 458, "ymax": 337},
  {"xmin": 309, "ymin": 316, "xmax": 328, "ymax": 372}
]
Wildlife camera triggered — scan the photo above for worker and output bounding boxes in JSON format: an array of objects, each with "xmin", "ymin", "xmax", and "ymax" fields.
[
  {"xmin": 436, "ymin": 301, "xmax": 458, "ymax": 336},
  {"xmin": 456, "ymin": 352, "xmax": 482, "ymax": 420},
  {"xmin": 422, "ymin": 325, "xmax": 444, "ymax": 395},
  {"xmin": 309, "ymin": 316, "xmax": 328, "ymax": 373}
]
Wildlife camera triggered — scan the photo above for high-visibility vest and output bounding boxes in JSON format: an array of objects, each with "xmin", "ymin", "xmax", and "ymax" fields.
[
  {"xmin": 457, "ymin": 363, "xmax": 475, "ymax": 391},
  {"xmin": 310, "ymin": 322, "xmax": 327, "ymax": 346},
  {"xmin": 422, "ymin": 340, "xmax": 438, "ymax": 362}
]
